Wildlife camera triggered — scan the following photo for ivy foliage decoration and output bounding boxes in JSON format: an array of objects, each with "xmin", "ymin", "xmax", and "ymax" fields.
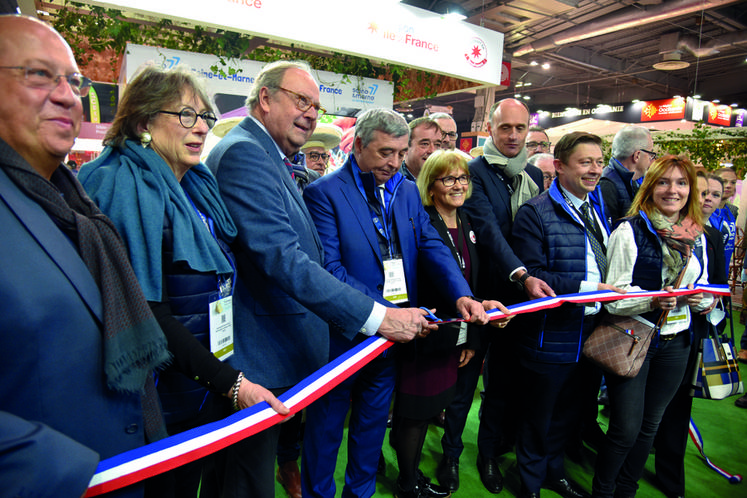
[
  {"xmin": 654, "ymin": 123, "xmax": 747, "ymax": 174},
  {"xmin": 50, "ymin": 1, "xmax": 443, "ymax": 101}
]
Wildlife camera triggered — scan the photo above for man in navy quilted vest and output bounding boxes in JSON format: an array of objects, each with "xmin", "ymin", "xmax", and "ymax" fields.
[{"xmin": 510, "ymin": 132, "xmax": 624, "ymax": 498}]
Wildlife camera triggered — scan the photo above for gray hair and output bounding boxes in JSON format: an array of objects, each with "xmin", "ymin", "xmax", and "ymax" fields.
[
  {"xmin": 354, "ymin": 108, "xmax": 409, "ymax": 148},
  {"xmin": 429, "ymin": 112, "xmax": 455, "ymax": 123},
  {"xmin": 527, "ymin": 152, "xmax": 554, "ymax": 166},
  {"xmin": 245, "ymin": 60, "xmax": 314, "ymax": 111},
  {"xmin": 611, "ymin": 125, "xmax": 652, "ymax": 160}
]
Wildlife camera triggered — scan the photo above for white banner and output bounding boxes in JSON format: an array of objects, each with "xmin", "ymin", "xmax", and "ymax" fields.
[
  {"xmin": 86, "ymin": 0, "xmax": 504, "ymax": 86},
  {"xmin": 123, "ymin": 43, "xmax": 393, "ymax": 118}
]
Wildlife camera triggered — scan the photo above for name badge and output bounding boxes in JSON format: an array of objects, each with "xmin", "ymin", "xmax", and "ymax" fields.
[
  {"xmin": 209, "ymin": 294, "xmax": 234, "ymax": 361},
  {"xmin": 666, "ymin": 305, "xmax": 688, "ymax": 327},
  {"xmin": 383, "ymin": 258, "xmax": 408, "ymax": 304}
]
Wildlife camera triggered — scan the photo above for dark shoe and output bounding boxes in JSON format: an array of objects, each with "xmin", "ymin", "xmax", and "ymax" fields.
[
  {"xmin": 436, "ymin": 456, "xmax": 459, "ymax": 492},
  {"xmin": 378, "ymin": 452, "xmax": 386, "ymax": 475},
  {"xmin": 276, "ymin": 460, "xmax": 302, "ymax": 498},
  {"xmin": 476, "ymin": 454, "xmax": 504, "ymax": 494},
  {"xmin": 736, "ymin": 395, "xmax": 747, "ymax": 408},
  {"xmin": 542, "ymin": 478, "xmax": 590, "ymax": 498},
  {"xmin": 395, "ymin": 477, "xmax": 452, "ymax": 498}
]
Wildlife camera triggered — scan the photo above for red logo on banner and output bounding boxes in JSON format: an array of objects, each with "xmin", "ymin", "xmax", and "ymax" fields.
[
  {"xmin": 501, "ymin": 62, "xmax": 511, "ymax": 87},
  {"xmin": 707, "ymin": 103, "xmax": 732, "ymax": 126},
  {"xmin": 465, "ymin": 37, "xmax": 488, "ymax": 68},
  {"xmin": 640, "ymin": 98, "xmax": 686, "ymax": 121}
]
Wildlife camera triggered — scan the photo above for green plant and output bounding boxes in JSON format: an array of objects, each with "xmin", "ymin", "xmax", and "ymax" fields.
[{"xmin": 654, "ymin": 123, "xmax": 747, "ymax": 175}]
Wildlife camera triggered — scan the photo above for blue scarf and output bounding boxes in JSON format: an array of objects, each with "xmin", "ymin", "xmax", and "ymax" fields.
[{"xmin": 79, "ymin": 140, "xmax": 237, "ymax": 301}]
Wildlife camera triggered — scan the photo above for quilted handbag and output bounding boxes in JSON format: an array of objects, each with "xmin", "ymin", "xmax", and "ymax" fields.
[{"xmin": 583, "ymin": 313, "xmax": 658, "ymax": 378}]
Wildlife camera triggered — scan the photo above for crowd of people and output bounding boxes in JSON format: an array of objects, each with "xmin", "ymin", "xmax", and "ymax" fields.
[{"xmin": 0, "ymin": 13, "xmax": 741, "ymax": 498}]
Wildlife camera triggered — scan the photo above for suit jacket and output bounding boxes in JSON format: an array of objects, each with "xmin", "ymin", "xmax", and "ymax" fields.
[
  {"xmin": 0, "ymin": 166, "xmax": 144, "ymax": 497},
  {"xmin": 463, "ymin": 155, "xmax": 544, "ymax": 299},
  {"xmin": 206, "ymin": 117, "xmax": 374, "ymax": 388},
  {"xmin": 303, "ymin": 156, "xmax": 473, "ymax": 353}
]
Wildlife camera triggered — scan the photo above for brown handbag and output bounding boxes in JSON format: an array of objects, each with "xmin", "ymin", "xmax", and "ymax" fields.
[
  {"xmin": 583, "ymin": 264, "xmax": 686, "ymax": 378},
  {"xmin": 582, "ymin": 313, "xmax": 659, "ymax": 378}
]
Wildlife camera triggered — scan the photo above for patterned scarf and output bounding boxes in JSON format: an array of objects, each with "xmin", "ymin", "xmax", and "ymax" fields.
[
  {"xmin": 648, "ymin": 209, "xmax": 703, "ymax": 286},
  {"xmin": 0, "ymin": 138, "xmax": 171, "ymax": 441}
]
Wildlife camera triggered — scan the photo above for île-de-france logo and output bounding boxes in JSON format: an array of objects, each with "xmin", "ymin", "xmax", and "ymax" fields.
[{"xmin": 465, "ymin": 37, "xmax": 487, "ymax": 68}]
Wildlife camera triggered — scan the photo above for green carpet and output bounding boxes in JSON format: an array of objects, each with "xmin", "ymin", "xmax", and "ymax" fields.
[{"xmin": 280, "ymin": 321, "xmax": 746, "ymax": 497}]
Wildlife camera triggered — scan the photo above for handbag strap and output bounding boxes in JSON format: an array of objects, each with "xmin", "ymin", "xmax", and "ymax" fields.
[{"xmin": 655, "ymin": 257, "xmax": 689, "ymax": 331}]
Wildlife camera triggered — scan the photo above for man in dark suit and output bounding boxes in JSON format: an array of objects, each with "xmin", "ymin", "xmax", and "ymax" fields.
[
  {"xmin": 0, "ymin": 15, "xmax": 170, "ymax": 497},
  {"xmin": 400, "ymin": 116, "xmax": 442, "ymax": 182},
  {"xmin": 301, "ymin": 108, "xmax": 487, "ymax": 498},
  {"xmin": 457, "ymin": 98, "xmax": 554, "ymax": 494},
  {"xmin": 206, "ymin": 61, "xmax": 434, "ymax": 497}
]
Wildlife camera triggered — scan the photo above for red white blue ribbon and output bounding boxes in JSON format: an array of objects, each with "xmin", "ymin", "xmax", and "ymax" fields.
[
  {"xmin": 85, "ymin": 284, "xmax": 730, "ymax": 495},
  {"xmin": 688, "ymin": 417, "xmax": 743, "ymax": 483}
]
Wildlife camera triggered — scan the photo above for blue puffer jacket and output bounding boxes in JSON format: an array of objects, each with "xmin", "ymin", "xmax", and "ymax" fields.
[
  {"xmin": 157, "ymin": 215, "xmax": 236, "ymax": 426},
  {"xmin": 511, "ymin": 181, "xmax": 610, "ymax": 364}
]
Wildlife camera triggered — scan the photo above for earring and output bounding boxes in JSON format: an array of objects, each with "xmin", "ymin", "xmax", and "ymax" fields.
[{"xmin": 140, "ymin": 131, "xmax": 152, "ymax": 148}]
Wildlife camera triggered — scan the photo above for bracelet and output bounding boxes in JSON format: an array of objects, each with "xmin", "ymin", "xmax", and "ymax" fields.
[{"xmin": 232, "ymin": 372, "xmax": 244, "ymax": 412}]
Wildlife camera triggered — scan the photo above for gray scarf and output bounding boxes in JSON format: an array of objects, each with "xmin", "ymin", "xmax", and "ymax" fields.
[{"xmin": 482, "ymin": 139, "xmax": 538, "ymax": 218}]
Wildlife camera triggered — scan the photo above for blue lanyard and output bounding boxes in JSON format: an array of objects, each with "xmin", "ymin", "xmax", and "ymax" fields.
[
  {"xmin": 183, "ymin": 191, "xmax": 236, "ymax": 297},
  {"xmin": 369, "ymin": 187, "xmax": 396, "ymax": 259}
]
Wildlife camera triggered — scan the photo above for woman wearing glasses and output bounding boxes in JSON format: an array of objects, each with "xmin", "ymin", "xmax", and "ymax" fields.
[
  {"xmin": 389, "ymin": 150, "xmax": 511, "ymax": 496},
  {"xmin": 79, "ymin": 66, "xmax": 287, "ymax": 497}
]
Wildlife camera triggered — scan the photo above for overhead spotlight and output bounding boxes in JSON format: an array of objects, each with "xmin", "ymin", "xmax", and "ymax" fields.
[
  {"xmin": 523, "ymin": 95, "xmax": 531, "ymax": 100},
  {"xmin": 530, "ymin": 61, "xmax": 539, "ymax": 66},
  {"xmin": 673, "ymin": 95, "xmax": 682, "ymax": 99},
  {"xmin": 732, "ymin": 103, "xmax": 739, "ymax": 107},
  {"xmin": 712, "ymin": 99, "xmax": 720, "ymax": 103},
  {"xmin": 434, "ymin": 1, "xmax": 467, "ymax": 20},
  {"xmin": 693, "ymin": 94, "xmax": 701, "ymax": 99},
  {"xmin": 541, "ymin": 62, "xmax": 550, "ymax": 69},
  {"xmin": 514, "ymin": 93, "xmax": 521, "ymax": 98}
]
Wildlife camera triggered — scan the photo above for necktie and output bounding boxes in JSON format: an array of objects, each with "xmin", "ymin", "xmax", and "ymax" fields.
[
  {"xmin": 283, "ymin": 157, "xmax": 296, "ymax": 181},
  {"xmin": 378, "ymin": 185, "xmax": 387, "ymax": 211},
  {"xmin": 581, "ymin": 202, "xmax": 607, "ymax": 278}
]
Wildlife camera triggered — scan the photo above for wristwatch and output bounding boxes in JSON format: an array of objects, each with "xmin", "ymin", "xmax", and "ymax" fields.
[{"xmin": 515, "ymin": 272, "xmax": 531, "ymax": 291}]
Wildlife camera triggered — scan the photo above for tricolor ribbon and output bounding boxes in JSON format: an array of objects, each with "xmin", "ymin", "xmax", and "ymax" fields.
[
  {"xmin": 688, "ymin": 417, "xmax": 743, "ymax": 483},
  {"xmin": 86, "ymin": 284, "xmax": 730, "ymax": 495}
]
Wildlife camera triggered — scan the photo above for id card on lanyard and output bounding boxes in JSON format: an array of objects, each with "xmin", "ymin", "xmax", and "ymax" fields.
[
  {"xmin": 383, "ymin": 258, "xmax": 408, "ymax": 304},
  {"xmin": 184, "ymin": 191, "xmax": 236, "ymax": 361}
]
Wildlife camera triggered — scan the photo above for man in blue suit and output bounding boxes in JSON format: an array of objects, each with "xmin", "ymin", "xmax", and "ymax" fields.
[
  {"xmin": 301, "ymin": 108, "xmax": 488, "ymax": 498},
  {"xmin": 0, "ymin": 15, "xmax": 171, "ymax": 497},
  {"xmin": 207, "ymin": 62, "xmax": 435, "ymax": 497}
]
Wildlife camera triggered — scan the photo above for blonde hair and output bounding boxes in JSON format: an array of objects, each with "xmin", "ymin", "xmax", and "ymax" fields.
[{"xmin": 416, "ymin": 150, "xmax": 472, "ymax": 206}]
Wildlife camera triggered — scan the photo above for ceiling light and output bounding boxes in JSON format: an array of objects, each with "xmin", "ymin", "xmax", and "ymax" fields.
[
  {"xmin": 653, "ymin": 51, "xmax": 689, "ymax": 71},
  {"xmin": 435, "ymin": 1, "xmax": 467, "ymax": 20},
  {"xmin": 514, "ymin": 93, "xmax": 521, "ymax": 98},
  {"xmin": 541, "ymin": 62, "xmax": 550, "ymax": 69},
  {"xmin": 712, "ymin": 99, "xmax": 720, "ymax": 103},
  {"xmin": 523, "ymin": 96, "xmax": 531, "ymax": 100},
  {"xmin": 530, "ymin": 61, "xmax": 538, "ymax": 66},
  {"xmin": 693, "ymin": 94, "xmax": 701, "ymax": 99}
]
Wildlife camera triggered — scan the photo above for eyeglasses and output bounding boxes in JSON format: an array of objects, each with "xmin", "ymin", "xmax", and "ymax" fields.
[
  {"xmin": 277, "ymin": 87, "xmax": 327, "ymax": 117},
  {"xmin": 640, "ymin": 149, "xmax": 658, "ymax": 161},
  {"xmin": 436, "ymin": 175, "xmax": 471, "ymax": 187},
  {"xmin": 307, "ymin": 152, "xmax": 329, "ymax": 162},
  {"xmin": 542, "ymin": 173, "xmax": 556, "ymax": 181},
  {"xmin": 526, "ymin": 141, "xmax": 551, "ymax": 150},
  {"xmin": 0, "ymin": 65, "xmax": 92, "ymax": 97},
  {"xmin": 442, "ymin": 131, "xmax": 458, "ymax": 139},
  {"xmin": 158, "ymin": 107, "xmax": 217, "ymax": 129}
]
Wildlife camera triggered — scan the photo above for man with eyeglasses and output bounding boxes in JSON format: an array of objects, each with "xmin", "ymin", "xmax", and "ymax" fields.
[
  {"xmin": 528, "ymin": 152, "xmax": 556, "ymax": 190},
  {"xmin": 301, "ymin": 108, "xmax": 488, "ymax": 498},
  {"xmin": 429, "ymin": 112, "xmax": 458, "ymax": 150},
  {"xmin": 400, "ymin": 117, "xmax": 442, "ymax": 182},
  {"xmin": 301, "ymin": 122, "xmax": 343, "ymax": 176},
  {"xmin": 0, "ymin": 15, "xmax": 169, "ymax": 497},
  {"xmin": 526, "ymin": 126, "xmax": 552, "ymax": 158},
  {"xmin": 207, "ymin": 60, "xmax": 435, "ymax": 497},
  {"xmin": 599, "ymin": 125, "xmax": 655, "ymax": 227}
]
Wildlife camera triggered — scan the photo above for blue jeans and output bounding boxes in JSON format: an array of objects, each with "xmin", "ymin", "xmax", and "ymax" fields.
[{"xmin": 592, "ymin": 332, "xmax": 690, "ymax": 498}]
